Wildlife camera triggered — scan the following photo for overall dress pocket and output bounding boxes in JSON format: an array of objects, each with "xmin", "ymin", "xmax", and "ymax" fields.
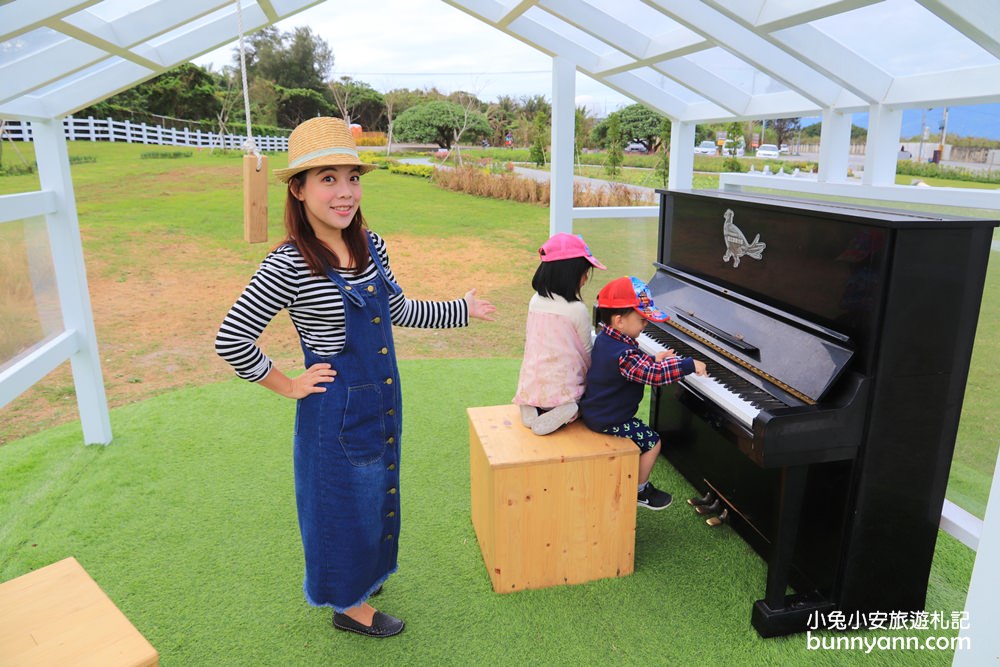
[{"xmin": 339, "ymin": 384, "xmax": 387, "ymax": 466}]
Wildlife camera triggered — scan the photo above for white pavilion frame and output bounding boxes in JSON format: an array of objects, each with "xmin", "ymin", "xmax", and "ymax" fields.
[{"xmin": 1, "ymin": 0, "xmax": 998, "ymax": 661}]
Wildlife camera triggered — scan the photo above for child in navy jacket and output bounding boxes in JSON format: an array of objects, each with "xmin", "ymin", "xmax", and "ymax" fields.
[{"xmin": 579, "ymin": 276, "xmax": 707, "ymax": 510}]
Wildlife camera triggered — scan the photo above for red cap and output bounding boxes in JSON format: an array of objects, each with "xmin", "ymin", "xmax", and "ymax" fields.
[{"xmin": 596, "ymin": 276, "xmax": 669, "ymax": 322}]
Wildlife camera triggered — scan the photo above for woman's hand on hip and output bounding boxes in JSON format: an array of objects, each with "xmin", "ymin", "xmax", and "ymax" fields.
[
  {"xmin": 260, "ymin": 363, "xmax": 336, "ymax": 399},
  {"xmin": 291, "ymin": 363, "xmax": 337, "ymax": 397}
]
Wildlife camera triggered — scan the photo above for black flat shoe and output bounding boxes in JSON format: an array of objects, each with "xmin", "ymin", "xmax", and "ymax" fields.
[{"xmin": 333, "ymin": 611, "xmax": 405, "ymax": 638}]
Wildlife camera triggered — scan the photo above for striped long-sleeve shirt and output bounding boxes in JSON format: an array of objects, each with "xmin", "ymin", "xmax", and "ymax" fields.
[{"xmin": 216, "ymin": 231, "xmax": 468, "ymax": 382}]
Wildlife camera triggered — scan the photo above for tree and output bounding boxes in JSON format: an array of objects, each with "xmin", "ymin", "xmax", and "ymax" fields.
[
  {"xmin": 604, "ymin": 114, "xmax": 624, "ymax": 181},
  {"xmin": 328, "ymin": 76, "xmax": 384, "ymax": 128},
  {"xmin": 487, "ymin": 95, "xmax": 519, "ymax": 147},
  {"xmin": 393, "ymin": 100, "xmax": 490, "ymax": 149},
  {"xmin": 770, "ymin": 117, "xmax": 802, "ymax": 149},
  {"xmin": 383, "ymin": 88, "xmax": 421, "ymax": 154},
  {"xmin": 529, "ymin": 111, "xmax": 547, "ymax": 167},
  {"xmin": 654, "ymin": 117, "xmax": 671, "ymax": 188},
  {"xmin": 277, "ymin": 87, "xmax": 333, "ymax": 128},
  {"xmin": 241, "ymin": 26, "xmax": 333, "ymax": 93},
  {"xmin": 724, "ymin": 121, "xmax": 744, "ymax": 157},
  {"xmin": 616, "ymin": 103, "xmax": 666, "ymax": 150}
]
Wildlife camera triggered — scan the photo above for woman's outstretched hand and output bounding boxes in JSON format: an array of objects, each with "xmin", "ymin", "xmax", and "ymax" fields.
[{"xmin": 465, "ymin": 289, "xmax": 497, "ymax": 322}]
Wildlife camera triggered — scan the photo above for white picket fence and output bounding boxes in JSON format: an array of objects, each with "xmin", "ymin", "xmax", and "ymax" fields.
[{"xmin": 2, "ymin": 116, "xmax": 289, "ymax": 151}]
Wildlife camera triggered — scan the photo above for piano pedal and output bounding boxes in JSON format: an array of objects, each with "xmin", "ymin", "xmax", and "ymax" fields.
[
  {"xmin": 706, "ymin": 509, "xmax": 729, "ymax": 527},
  {"xmin": 694, "ymin": 499, "xmax": 722, "ymax": 516},
  {"xmin": 687, "ymin": 491, "xmax": 716, "ymax": 507}
]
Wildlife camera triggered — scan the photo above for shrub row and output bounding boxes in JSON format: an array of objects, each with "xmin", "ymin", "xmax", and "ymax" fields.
[
  {"xmin": 896, "ymin": 160, "xmax": 1000, "ymax": 184},
  {"xmin": 388, "ymin": 163, "xmax": 434, "ymax": 178},
  {"xmin": 430, "ymin": 166, "xmax": 655, "ymax": 207},
  {"xmin": 140, "ymin": 151, "xmax": 192, "ymax": 159}
]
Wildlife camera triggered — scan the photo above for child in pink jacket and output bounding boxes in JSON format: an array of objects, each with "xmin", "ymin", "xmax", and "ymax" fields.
[{"xmin": 513, "ymin": 233, "xmax": 606, "ymax": 435}]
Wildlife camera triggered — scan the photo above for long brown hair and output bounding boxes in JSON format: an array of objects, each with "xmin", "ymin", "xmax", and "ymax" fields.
[{"xmin": 277, "ymin": 171, "xmax": 370, "ymax": 276}]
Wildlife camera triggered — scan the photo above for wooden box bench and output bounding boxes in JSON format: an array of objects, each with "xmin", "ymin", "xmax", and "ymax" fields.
[
  {"xmin": 468, "ymin": 404, "xmax": 638, "ymax": 593},
  {"xmin": 0, "ymin": 557, "xmax": 159, "ymax": 667}
]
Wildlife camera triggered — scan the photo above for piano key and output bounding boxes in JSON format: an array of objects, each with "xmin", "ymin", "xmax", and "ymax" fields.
[{"xmin": 637, "ymin": 331, "xmax": 763, "ymax": 430}]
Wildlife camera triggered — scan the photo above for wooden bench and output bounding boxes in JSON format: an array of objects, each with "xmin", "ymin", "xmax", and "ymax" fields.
[
  {"xmin": 468, "ymin": 404, "xmax": 638, "ymax": 593},
  {"xmin": 0, "ymin": 557, "xmax": 159, "ymax": 667}
]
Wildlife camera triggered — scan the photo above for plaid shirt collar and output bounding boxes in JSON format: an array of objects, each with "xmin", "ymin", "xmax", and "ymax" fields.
[{"xmin": 599, "ymin": 321, "xmax": 638, "ymax": 346}]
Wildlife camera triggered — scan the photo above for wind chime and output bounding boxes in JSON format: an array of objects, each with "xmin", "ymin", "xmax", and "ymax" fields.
[{"xmin": 235, "ymin": 0, "xmax": 267, "ymax": 243}]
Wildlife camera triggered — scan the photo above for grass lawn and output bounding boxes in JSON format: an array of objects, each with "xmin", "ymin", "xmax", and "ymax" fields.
[
  {"xmin": 0, "ymin": 140, "xmax": 997, "ymax": 664},
  {"xmin": 0, "ymin": 360, "xmax": 978, "ymax": 666}
]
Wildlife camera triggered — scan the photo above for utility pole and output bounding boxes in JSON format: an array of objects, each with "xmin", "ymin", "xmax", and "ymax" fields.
[{"xmin": 937, "ymin": 106, "xmax": 949, "ymax": 163}]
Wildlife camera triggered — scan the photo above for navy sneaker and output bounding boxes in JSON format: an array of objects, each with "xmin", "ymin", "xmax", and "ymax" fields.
[{"xmin": 637, "ymin": 482, "xmax": 673, "ymax": 510}]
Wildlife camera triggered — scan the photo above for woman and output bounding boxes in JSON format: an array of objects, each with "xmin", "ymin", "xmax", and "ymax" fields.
[{"xmin": 216, "ymin": 117, "xmax": 495, "ymax": 638}]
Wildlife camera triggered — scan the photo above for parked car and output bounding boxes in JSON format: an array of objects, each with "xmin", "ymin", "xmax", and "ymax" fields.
[
  {"xmin": 756, "ymin": 143, "xmax": 780, "ymax": 159},
  {"xmin": 694, "ymin": 140, "xmax": 718, "ymax": 155},
  {"xmin": 779, "ymin": 143, "xmax": 789, "ymax": 153},
  {"xmin": 625, "ymin": 141, "xmax": 648, "ymax": 153},
  {"xmin": 721, "ymin": 138, "xmax": 745, "ymax": 158}
]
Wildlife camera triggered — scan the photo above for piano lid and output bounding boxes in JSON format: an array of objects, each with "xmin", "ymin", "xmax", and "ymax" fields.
[{"xmin": 646, "ymin": 266, "xmax": 854, "ymax": 403}]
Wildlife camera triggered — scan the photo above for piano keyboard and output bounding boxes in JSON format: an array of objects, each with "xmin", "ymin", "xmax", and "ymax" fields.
[{"xmin": 637, "ymin": 328, "xmax": 791, "ymax": 430}]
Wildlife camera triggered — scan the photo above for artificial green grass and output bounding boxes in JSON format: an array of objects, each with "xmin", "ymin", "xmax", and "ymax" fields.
[{"xmin": 0, "ymin": 359, "xmax": 976, "ymax": 666}]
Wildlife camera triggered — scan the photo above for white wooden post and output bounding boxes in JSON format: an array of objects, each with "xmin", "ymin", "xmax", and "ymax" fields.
[
  {"xmin": 668, "ymin": 120, "xmax": 696, "ymax": 191},
  {"xmin": 817, "ymin": 109, "xmax": 851, "ymax": 183},
  {"xmin": 31, "ymin": 118, "xmax": 112, "ymax": 444},
  {"xmin": 954, "ymin": 450, "xmax": 1000, "ymax": 664},
  {"xmin": 549, "ymin": 55, "xmax": 575, "ymax": 236},
  {"xmin": 863, "ymin": 104, "xmax": 903, "ymax": 186}
]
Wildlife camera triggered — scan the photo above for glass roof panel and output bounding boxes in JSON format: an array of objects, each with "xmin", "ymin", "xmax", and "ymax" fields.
[
  {"xmin": 812, "ymin": 0, "xmax": 999, "ymax": 76},
  {"xmin": 631, "ymin": 66, "xmax": 706, "ymax": 104},
  {"xmin": 525, "ymin": 5, "xmax": 623, "ymax": 57},
  {"xmin": 577, "ymin": 0, "xmax": 686, "ymax": 36},
  {"xmin": 0, "ymin": 27, "xmax": 67, "ymax": 67},
  {"xmin": 685, "ymin": 47, "xmax": 789, "ymax": 96},
  {"xmin": 78, "ymin": 0, "xmax": 163, "ymax": 24}
]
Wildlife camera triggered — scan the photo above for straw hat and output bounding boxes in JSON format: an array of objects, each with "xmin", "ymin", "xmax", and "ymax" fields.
[{"xmin": 274, "ymin": 116, "xmax": 375, "ymax": 182}]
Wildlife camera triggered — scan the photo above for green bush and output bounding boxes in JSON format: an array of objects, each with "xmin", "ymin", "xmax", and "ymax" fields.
[
  {"xmin": 140, "ymin": 151, "xmax": 193, "ymax": 159},
  {"xmin": 722, "ymin": 157, "xmax": 743, "ymax": 172},
  {"xmin": 896, "ymin": 160, "xmax": 1000, "ymax": 184},
  {"xmin": 388, "ymin": 163, "xmax": 434, "ymax": 178}
]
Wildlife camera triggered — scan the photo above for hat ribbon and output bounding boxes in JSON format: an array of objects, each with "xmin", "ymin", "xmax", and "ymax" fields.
[{"xmin": 288, "ymin": 146, "xmax": 360, "ymax": 169}]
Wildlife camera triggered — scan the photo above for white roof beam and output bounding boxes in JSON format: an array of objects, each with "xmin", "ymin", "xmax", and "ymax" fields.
[
  {"xmin": 652, "ymin": 59, "xmax": 750, "ymax": 115},
  {"xmin": 886, "ymin": 64, "xmax": 1000, "ymax": 108},
  {"xmin": 771, "ymin": 24, "xmax": 892, "ymax": 103},
  {"xmin": 540, "ymin": 0, "xmax": 651, "ymax": 57},
  {"xmin": 600, "ymin": 71, "xmax": 694, "ymax": 119},
  {"xmin": 0, "ymin": 41, "xmax": 104, "ymax": 106},
  {"xmin": 755, "ymin": 0, "xmax": 883, "ymax": 31},
  {"xmin": 499, "ymin": 0, "xmax": 538, "ymax": 28},
  {"xmin": 596, "ymin": 28, "xmax": 710, "ymax": 76},
  {"xmin": 915, "ymin": 0, "xmax": 1000, "ymax": 59},
  {"xmin": 52, "ymin": 19, "xmax": 163, "ymax": 71},
  {"xmin": 642, "ymin": 0, "xmax": 845, "ymax": 107},
  {"xmin": 507, "ymin": 15, "xmax": 602, "ymax": 69},
  {"xmin": 0, "ymin": 0, "xmax": 94, "ymax": 41},
  {"xmin": 43, "ymin": 60, "xmax": 155, "ymax": 119}
]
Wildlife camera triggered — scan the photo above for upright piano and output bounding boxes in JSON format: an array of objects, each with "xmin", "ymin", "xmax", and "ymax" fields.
[{"xmin": 641, "ymin": 189, "xmax": 997, "ymax": 637}]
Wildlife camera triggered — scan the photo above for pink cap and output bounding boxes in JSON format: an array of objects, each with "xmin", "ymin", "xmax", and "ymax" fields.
[{"xmin": 538, "ymin": 233, "xmax": 606, "ymax": 270}]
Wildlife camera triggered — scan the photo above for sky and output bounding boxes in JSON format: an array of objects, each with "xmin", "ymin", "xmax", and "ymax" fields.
[
  {"xmin": 191, "ymin": 0, "xmax": 635, "ymax": 116},
  {"xmin": 190, "ymin": 0, "xmax": 1000, "ymax": 139}
]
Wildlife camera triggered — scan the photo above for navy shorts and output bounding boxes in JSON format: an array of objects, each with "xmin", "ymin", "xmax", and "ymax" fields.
[{"xmin": 600, "ymin": 419, "xmax": 660, "ymax": 452}]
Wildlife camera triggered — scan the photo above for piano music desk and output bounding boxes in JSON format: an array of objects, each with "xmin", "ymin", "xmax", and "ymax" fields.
[
  {"xmin": 0, "ymin": 557, "xmax": 159, "ymax": 667},
  {"xmin": 468, "ymin": 404, "xmax": 638, "ymax": 593}
]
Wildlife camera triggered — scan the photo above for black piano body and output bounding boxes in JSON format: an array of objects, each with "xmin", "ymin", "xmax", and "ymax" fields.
[{"xmin": 645, "ymin": 189, "xmax": 997, "ymax": 637}]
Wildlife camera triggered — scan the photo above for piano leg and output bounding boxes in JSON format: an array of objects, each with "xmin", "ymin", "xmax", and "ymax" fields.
[{"xmin": 751, "ymin": 465, "xmax": 834, "ymax": 637}]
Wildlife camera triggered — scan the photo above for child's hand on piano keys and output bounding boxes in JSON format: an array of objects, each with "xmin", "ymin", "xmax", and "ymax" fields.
[
  {"xmin": 693, "ymin": 359, "xmax": 708, "ymax": 376},
  {"xmin": 655, "ymin": 349, "xmax": 678, "ymax": 362}
]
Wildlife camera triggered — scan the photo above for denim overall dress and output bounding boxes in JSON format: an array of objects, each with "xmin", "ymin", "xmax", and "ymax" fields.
[{"xmin": 292, "ymin": 235, "xmax": 403, "ymax": 611}]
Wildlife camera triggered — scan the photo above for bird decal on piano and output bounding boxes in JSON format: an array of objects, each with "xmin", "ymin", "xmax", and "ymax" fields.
[{"xmin": 722, "ymin": 208, "xmax": 766, "ymax": 268}]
